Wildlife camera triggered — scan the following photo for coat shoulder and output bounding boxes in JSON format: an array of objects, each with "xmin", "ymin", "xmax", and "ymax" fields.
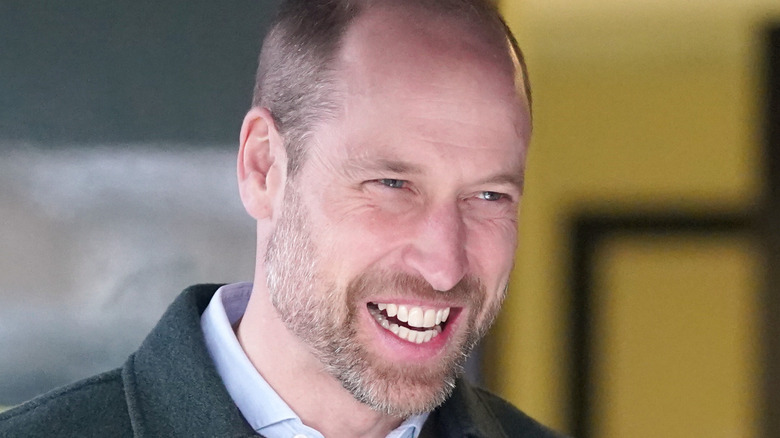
[
  {"xmin": 470, "ymin": 386, "xmax": 568, "ymax": 438},
  {"xmin": 0, "ymin": 368, "xmax": 133, "ymax": 437}
]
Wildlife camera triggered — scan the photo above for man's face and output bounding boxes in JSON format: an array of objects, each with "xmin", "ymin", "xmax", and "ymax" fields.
[{"xmin": 264, "ymin": 9, "xmax": 531, "ymax": 417}]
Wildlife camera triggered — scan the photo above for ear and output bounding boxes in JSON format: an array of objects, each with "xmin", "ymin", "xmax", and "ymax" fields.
[{"xmin": 237, "ymin": 107, "xmax": 287, "ymax": 220}]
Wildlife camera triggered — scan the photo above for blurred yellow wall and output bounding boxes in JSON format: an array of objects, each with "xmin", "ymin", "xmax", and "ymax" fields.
[
  {"xmin": 491, "ymin": 0, "xmax": 780, "ymax": 434},
  {"xmin": 593, "ymin": 235, "xmax": 759, "ymax": 437}
]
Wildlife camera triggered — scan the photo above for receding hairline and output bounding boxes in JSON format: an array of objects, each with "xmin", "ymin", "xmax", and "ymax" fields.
[
  {"xmin": 335, "ymin": 4, "xmax": 527, "ymax": 90},
  {"xmin": 329, "ymin": 1, "xmax": 531, "ymax": 121},
  {"xmin": 257, "ymin": 0, "xmax": 531, "ymax": 106},
  {"xmin": 252, "ymin": 0, "xmax": 532, "ymax": 176},
  {"xmin": 340, "ymin": 1, "xmax": 528, "ymax": 96}
]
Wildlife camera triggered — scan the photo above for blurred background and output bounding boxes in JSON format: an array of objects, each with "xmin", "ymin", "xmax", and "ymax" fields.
[
  {"xmin": 1, "ymin": 1, "xmax": 780, "ymax": 437},
  {"xmin": 0, "ymin": 0, "xmax": 272, "ymax": 408}
]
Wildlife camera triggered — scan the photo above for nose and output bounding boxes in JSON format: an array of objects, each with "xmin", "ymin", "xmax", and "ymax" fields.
[{"xmin": 401, "ymin": 202, "xmax": 469, "ymax": 292}]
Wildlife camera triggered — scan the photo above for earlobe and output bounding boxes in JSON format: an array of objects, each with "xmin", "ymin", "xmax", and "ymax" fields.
[{"xmin": 237, "ymin": 107, "xmax": 287, "ymax": 220}]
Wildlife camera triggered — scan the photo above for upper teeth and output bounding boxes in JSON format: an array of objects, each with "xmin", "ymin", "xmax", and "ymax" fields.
[
  {"xmin": 370, "ymin": 302, "xmax": 451, "ymax": 344},
  {"xmin": 377, "ymin": 303, "xmax": 450, "ymax": 328}
]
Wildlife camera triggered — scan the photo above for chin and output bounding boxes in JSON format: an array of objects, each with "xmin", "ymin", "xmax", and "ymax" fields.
[
  {"xmin": 329, "ymin": 327, "xmax": 472, "ymax": 418},
  {"xmin": 346, "ymin": 358, "xmax": 462, "ymax": 417}
]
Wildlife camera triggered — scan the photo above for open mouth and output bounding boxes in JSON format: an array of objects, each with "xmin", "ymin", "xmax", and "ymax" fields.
[{"xmin": 367, "ymin": 302, "xmax": 452, "ymax": 344}]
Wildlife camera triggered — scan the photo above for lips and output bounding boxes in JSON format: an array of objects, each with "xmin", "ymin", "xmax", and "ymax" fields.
[{"xmin": 367, "ymin": 302, "xmax": 452, "ymax": 344}]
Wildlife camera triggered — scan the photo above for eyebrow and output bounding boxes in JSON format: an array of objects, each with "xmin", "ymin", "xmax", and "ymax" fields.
[
  {"xmin": 343, "ymin": 156, "xmax": 424, "ymax": 176},
  {"xmin": 479, "ymin": 171, "xmax": 525, "ymax": 194}
]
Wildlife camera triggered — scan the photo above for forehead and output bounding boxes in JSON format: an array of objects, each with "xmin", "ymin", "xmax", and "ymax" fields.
[
  {"xmin": 326, "ymin": 6, "xmax": 530, "ymax": 157},
  {"xmin": 339, "ymin": 6, "xmax": 523, "ymax": 103}
]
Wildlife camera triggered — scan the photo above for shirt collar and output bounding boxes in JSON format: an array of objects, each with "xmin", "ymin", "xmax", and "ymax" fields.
[
  {"xmin": 201, "ymin": 283, "xmax": 304, "ymax": 434},
  {"xmin": 201, "ymin": 283, "xmax": 429, "ymax": 438}
]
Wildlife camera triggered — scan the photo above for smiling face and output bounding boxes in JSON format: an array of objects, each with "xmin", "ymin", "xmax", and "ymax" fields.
[{"xmin": 263, "ymin": 6, "xmax": 531, "ymax": 417}]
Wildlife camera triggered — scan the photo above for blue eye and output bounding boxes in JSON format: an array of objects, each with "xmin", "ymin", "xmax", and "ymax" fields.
[
  {"xmin": 378, "ymin": 179, "xmax": 406, "ymax": 189},
  {"xmin": 477, "ymin": 191, "xmax": 505, "ymax": 201}
]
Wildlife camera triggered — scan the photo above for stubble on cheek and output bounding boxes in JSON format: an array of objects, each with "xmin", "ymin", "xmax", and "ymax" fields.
[{"xmin": 263, "ymin": 183, "xmax": 508, "ymax": 416}]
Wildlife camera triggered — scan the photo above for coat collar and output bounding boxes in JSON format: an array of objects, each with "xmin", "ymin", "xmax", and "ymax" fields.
[
  {"xmin": 419, "ymin": 379, "xmax": 509, "ymax": 438},
  {"xmin": 119, "ymin": 284, "xmax": 509, "ymax": 438},
  {"xmin": 122, "ymin": 284, "xmax": 257, "ymax": 437}
]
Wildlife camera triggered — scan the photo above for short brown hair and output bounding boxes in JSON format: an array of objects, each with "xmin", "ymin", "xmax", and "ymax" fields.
[{"xmin": 253, "ymin": 0, "xmax": 531, "ymax": 177}]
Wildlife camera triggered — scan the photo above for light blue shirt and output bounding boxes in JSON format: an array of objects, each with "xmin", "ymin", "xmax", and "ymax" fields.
[{"xmin": 201, "ymin": 283, "xmax": 429, "ymax": 438}]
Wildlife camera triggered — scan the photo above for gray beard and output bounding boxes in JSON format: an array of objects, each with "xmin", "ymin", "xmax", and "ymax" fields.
[{"xmin": 263, "ymin": 183, "xmax": 504, "ymax": 417}]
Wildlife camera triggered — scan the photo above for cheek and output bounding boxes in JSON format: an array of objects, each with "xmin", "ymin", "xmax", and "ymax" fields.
[
  {"xmin": 468, "ymin": 227, "xmax": 516, "ymax": 321},
  {"xmin": 464, "ymin": 220, "xmax": 518, "ymax": 279},
  {"xmin": 314, "ymin": 198, "xmax": 416, "ymax": 274},
  {"xmin": 345, "ymin": 209, "xmax": 417, "ymax": 255}
]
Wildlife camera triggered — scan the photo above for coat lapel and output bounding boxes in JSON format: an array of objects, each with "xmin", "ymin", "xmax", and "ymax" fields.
[{"xmin": 121, "ymin": 284, "xmax": 257, "ymax": 437}]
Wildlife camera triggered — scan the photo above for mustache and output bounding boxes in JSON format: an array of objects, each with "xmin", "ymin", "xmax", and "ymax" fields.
[{"xmin": 347, "ymin": 269, "xmax": 484, "ymax": 305}]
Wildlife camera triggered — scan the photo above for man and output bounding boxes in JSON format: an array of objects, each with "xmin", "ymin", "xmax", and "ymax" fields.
[{"xmin": 0, "ymin": 0, "xmax": 565, "ymax": 437}]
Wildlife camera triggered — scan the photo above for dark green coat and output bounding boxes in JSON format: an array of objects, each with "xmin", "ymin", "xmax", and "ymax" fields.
[{"xmin": 0, "ymin": 285, "xmax": 565, "ymax": 437}]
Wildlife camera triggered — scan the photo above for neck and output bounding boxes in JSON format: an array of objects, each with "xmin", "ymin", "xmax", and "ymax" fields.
[{"xmin": 235, "ymin": 278, "xmax": 404, "ymax": 438}]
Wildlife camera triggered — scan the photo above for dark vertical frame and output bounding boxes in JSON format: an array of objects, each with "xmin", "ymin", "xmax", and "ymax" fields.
[
  {"xmin": 761, "ymin": 24, "xmax": 780, "ymax": 438},
  {"xmin": 567, "ymin": 213, "xmax": 754, "ymax": 438}
]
